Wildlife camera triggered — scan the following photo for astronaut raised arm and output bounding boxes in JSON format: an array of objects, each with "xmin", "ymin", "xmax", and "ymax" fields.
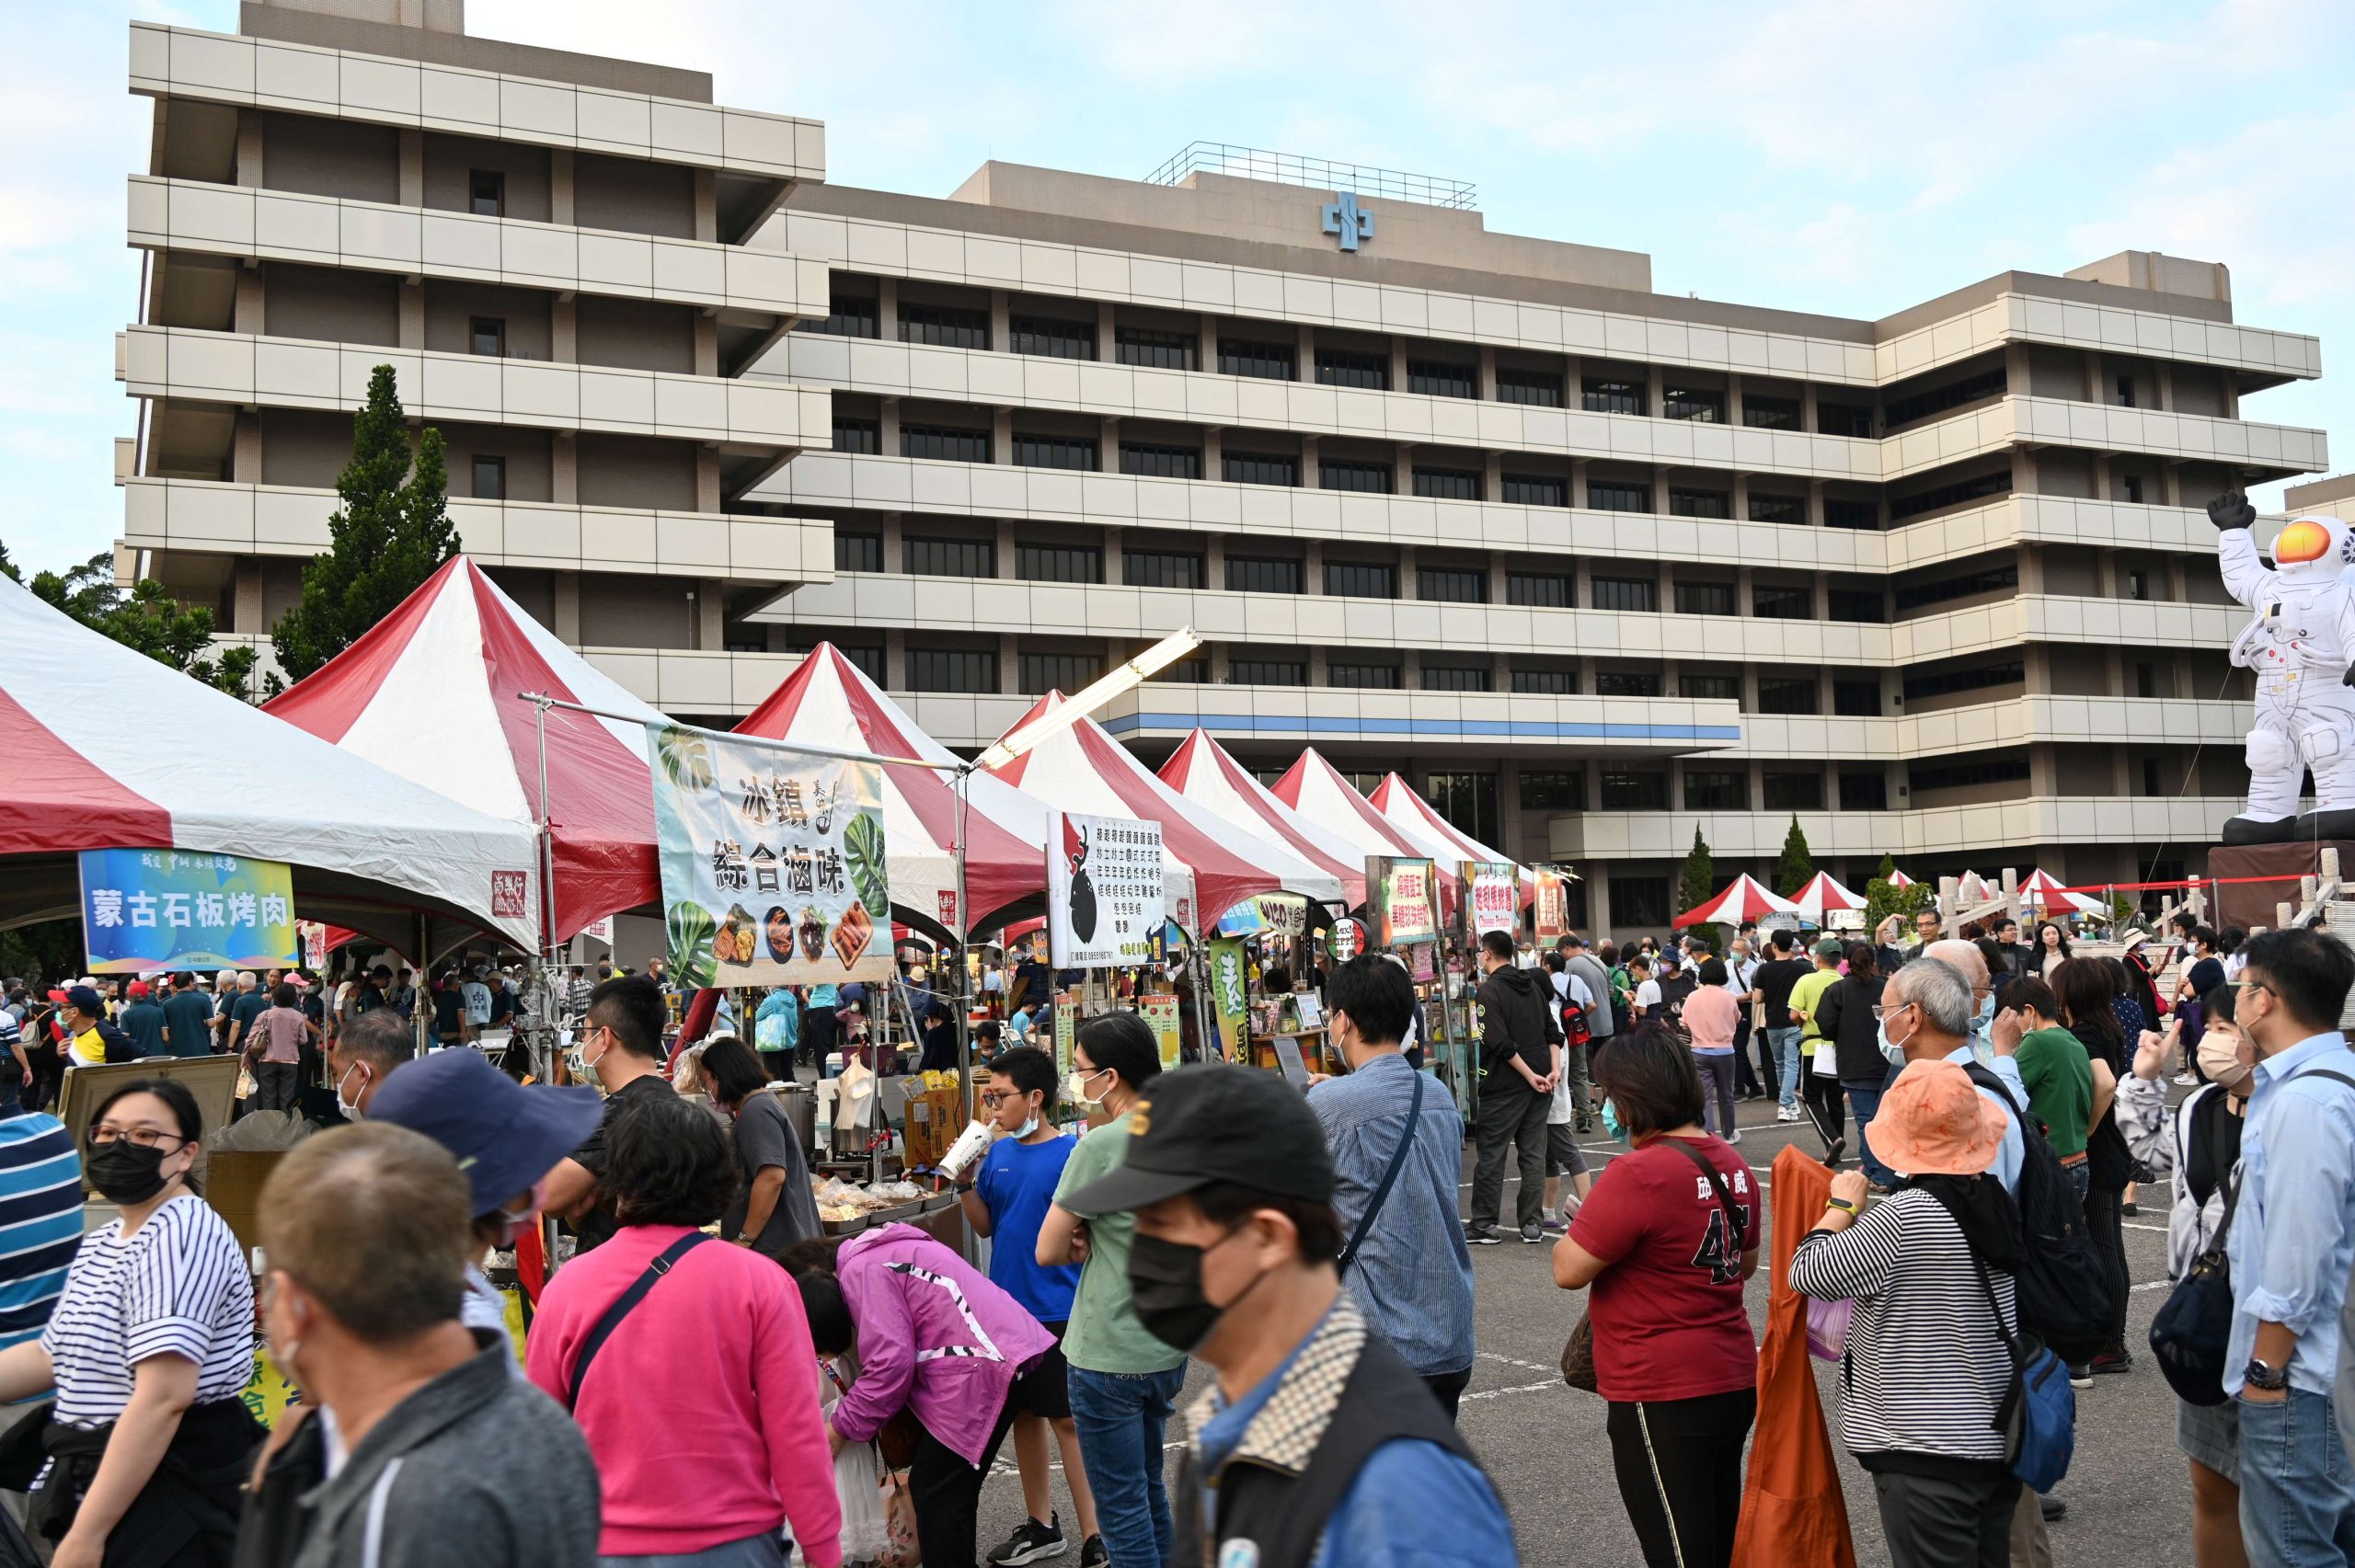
[{"xmin": 2210, "ymin": 489, "xmax": 2274, "ymax": 610}]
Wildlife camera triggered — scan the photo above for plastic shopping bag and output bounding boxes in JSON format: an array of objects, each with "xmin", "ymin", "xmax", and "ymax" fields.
[
  {"xmin": 834, "ymin": 1442, "xmax": 889, "ymax": 1563},
  {"xmin": 879, "ymin": 1469, "xmax": 922, "ymax": 1567},
  {"xmin": 1806, "ymin": 1295, "xmax": 1854, "ymax": 1361}
]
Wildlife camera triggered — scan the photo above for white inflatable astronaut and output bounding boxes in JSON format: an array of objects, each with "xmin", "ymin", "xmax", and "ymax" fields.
[{"xmin": 2211, "ymin": 488, "xmax": 2355, "ymax": 844}]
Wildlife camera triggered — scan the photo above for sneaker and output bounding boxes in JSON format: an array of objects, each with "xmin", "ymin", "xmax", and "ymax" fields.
[
  {"xmin": 2089, "ymin": 1351, "xmax": 2133, "ymax": 1377},
  {"xmin": 1541, "ymin": 1216, "xmax": 1568, "ymax": 1236},
  {"xmin": 987, "ymin": 1515, "xmax": 1067, "ymax": 1566},
  {"xmin": 1575, "ymin": 1116, "xmax": 1593, "ymax": 1134},
  {"xmin": 2040, "ymin": 1495, "xmax": 2068, "ymax": 1523},
  {"xmin": 1776, "ymin": 1105, "xmax": 1801, "ymax": 1123},
  {"xmin": 1464, "ymin": 1224, "xmax": 1504, "ymax": 1246},
  {"xmin": 2173, "ymin": 1071, "xmax": 2197, "ymax": 1086},
  {"xmin": 1080, "ymin": 1538, "xmax": 1109, "ymax": 1568},
  {"xmin": 2122, "ymin": 1201, "xmax": 2140, "ymax": 1217},
  {"xmin": 1521, "ymin": 1222, "xmax": 1546, "ymax": 1243},
  {"xmin": 2068, "ymin": 1365, "xmax": 2093, "ymax": 1390},
  {"xmin": 1727, "ymin": 1128, "xmax": 1743, "ymax": 1144}
]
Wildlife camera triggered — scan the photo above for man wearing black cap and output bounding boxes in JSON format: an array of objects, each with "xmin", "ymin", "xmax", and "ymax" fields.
[
  {"xmin": 1468, "ymin": 928, "xmax": 1561, "ymax": 1245},
  {"xmin": 1063, "ymin": 1065, "xmax": 1512, "ymax": 1568}
]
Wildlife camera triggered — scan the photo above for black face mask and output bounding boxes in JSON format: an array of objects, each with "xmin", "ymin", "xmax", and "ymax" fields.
[
  {"xmin": 1128, "ymin": 1228, "xmax": 1268, "ymax": 1353},
  {"xmin": 86, "ymin": 1140, "xmax": 173, "ymax": 1206}
]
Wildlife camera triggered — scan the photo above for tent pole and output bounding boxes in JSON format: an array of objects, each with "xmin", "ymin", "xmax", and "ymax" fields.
[{"xmin": 954, "ymin": 763, "xmax": 973, "ymax": 1126}]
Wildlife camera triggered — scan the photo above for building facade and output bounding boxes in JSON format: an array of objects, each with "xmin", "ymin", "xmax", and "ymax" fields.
[{"xmin": 120, "ymin": 3, "xmax": 2327, "ymax": 935}]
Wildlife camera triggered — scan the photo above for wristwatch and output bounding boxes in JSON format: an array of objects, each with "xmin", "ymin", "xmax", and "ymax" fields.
[{"xmin": 2245, "ymin": 1356, "xmax": 2291, "ymax": 1392}]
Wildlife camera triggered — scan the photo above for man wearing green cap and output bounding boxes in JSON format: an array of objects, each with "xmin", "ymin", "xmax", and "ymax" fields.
[{"xmin": 1062, "ymin": 1065, "xmax": 1511, "ymax": 1568}]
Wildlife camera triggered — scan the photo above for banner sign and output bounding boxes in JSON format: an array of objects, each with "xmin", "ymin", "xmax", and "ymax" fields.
[
  {"xmin": 1046, "ymin": 811, "xmax": 1166, "ymax": 968},
  {"xmin": 644, "ymin": 722, "xmax": 892, "ymax": 990},
  {"xmin": 1459, "ymin": 861, "xmax": 1520, "ymax": 940},
  {"xmin": 1139, "ymin": 994, "xmax": 1183, "ymax": 1070},
  {"xmin": 1533, "ymin": 867, "xmax": 1571, "ymax": 943},
  {"xmin": 1364, "ymin": 857, "xmax": 1439, "ymax": 948},
  {"xmin": 1207, "ymin": 938, "xmax": 1250, "ymax": 1055},
  {"xmin": 78, "ymin": 850, "xmax": 298, "ymax": 976},
  {"xmin": 1054, "ymin": 994, "xmax": 1077, "ymax": 1076},
  {"xmin": 1212, "ymin": 892, "xmax": 1308, "ymax": 939},
  {"xmin": 1327, "ymin": 917, "xmax": 1367, "ymax": 963}
]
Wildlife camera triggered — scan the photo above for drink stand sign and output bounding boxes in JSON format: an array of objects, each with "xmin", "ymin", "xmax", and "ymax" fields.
[
  {"xmin": 644, "ymin": 722, "xmax": 893, "ymax": 989},
  {"xmin": 1459, "ymin": 861, "xmax": 1520, "ymax": 940},
  {"xmin": 1327, "ymin": 917, "xmax": 1368, "ymax": 963},
  {"xmin": 1046, "ymin": 811, "xmax": 1166, "ymax": 967},
  {"xmin": 1364, "ymin": 857, "xmax": 1439, "ymax": 948}
]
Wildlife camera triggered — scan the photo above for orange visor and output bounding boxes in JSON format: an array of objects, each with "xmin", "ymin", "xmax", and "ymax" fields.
[{"xmin": 2276, "ymin": 519, "xmax": 2333, "ymax": 565}]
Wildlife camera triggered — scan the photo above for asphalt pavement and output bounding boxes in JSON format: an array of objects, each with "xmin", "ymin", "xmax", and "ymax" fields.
[{"xmin": 977, "ymin": 1083, "xmax": 2193, "ymax": 1568}]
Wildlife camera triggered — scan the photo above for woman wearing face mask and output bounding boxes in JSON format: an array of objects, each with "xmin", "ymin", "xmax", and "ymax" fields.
[
  {"xmin": 1035, "ymin": 1016, "xmax": 1184, "ymax": 1568},
  {"xmin": 700, "ymin": 1036, "xmax": 821, "ymax": 1258},
  {"xmin": 785, "ymin": 1221, "xmax": 1055, "ymax": 1568},
  {"xmin": 0, "ymin": 1080, "xmax": 258, "ymax": 1567},
  {"xmin": 529, "ymin": 1092, "xmax": 844, "ymax": 1567},
  {"xmin": 367, "ymin": 1047, "xmax": 602, "ymax": 1364},
  {"xmin": 2034, "ymin": 921, "xmax": 2073, "ymax": 979},
  {"xmin": 2119, "ymin": 989, "xmax": 2258, "ymax": 1568},
  {"xmin": 2052, "ymin": 955, "xmax": 2134, "ymax": 1376},
  {"xmin": 1554, "ymin": 1025, "xmax": 1760, "ymax": 1568}
]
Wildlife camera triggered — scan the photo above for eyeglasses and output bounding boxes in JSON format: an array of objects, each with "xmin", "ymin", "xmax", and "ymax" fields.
[
  {"xmin": 1869, "ymin": 1001, "xmax": 1917, "ymax": 1023},
  {"xmin": 980, "ymin": 1091, "xmax": 1029, "ymax": 1108},
  {"xmin": 90, "ymin": 1125, "xmax": 187, "ymax": 1150},
  {"xmin": 2228, "ymin": 980, "xmax": 2272, "ymax": 1000}
]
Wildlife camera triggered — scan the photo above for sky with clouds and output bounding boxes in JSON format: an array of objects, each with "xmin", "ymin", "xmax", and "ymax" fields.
[{"xmin": 6, "ymin": 0, "xmax": 2350, "ymax": 575}]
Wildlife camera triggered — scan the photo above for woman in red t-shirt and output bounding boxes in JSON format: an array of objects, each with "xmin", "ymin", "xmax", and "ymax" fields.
[{"xmin": 1554, "ymin": 1024, "xmax": 1761, "ymax": 1568}]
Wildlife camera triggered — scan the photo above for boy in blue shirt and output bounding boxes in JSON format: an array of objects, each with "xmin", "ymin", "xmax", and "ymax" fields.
[{"xmin": 959, "ymin": 1046, "xmax": 1103, "ymax": 1566}]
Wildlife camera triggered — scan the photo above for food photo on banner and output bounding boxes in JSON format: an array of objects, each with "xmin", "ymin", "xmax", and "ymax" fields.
[
  {"xmin": 1045, "ymin": 810, "xmax": 1166, "ymax": 967},
  {"xmin": 77, "ymin": 848, "xmax": 300, "ymax": 974},
  {"xmin": 1363, "ymin": 856, "xmax": 1440, "ymax": 948},
  {"xmin": 644, "ymin": 722, "xmax": 893, "ymax": 988},
  {"xmin": 1533, "ymin": 866, "xmax": 1571, "ymax": 942},
  {"xmin": 1460, "ymin": 860, "xmax": 1520, "ymax": 939}
]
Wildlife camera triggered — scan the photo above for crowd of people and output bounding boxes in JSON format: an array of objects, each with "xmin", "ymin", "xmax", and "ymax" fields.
[{"xmin": 0, "ymin": 901, "xmax": 2345, "ymax": 1568}]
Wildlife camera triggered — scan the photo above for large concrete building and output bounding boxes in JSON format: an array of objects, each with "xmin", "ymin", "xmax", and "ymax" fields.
[{"xmin": 119, "ymin": 2, "xmax": 2327, "ymax": 934}]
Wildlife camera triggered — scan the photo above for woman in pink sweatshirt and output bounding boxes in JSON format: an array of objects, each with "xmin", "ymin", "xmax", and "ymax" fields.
[
  {"xmin": 527, "ymin": 1091, "xmax": 843, "ymax": 1568},
  {"xmin": 787, "ymin": 1223, "xmax": 1055, "ymax": 1568}
]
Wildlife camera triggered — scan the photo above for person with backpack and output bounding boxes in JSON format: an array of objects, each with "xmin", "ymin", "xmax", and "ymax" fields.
[
  {"xmin": 1790, "ymin": 1058, "xmax": 2031, "ymax": 1568},
  {"xmin": 2119, "ymin": 989, "xmax": 2255, "ymax": 1568},
  {"xmin": 2216, "ymin": 928, "xmax": 2355, "ymax": 1567},
  {"xmin": 2052, "ymin": 956, "xmax": 2137, "ymax": 1377}
]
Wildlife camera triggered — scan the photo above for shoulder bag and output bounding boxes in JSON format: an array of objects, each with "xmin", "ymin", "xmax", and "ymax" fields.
[
  {"xmin": 1972, "ymin": 1258, "xmax": 2075, "ymax": 1493},
  {"xmin": 1338, "ymin": 1070, "xmax": 1425, "ymax": 1277},
  {"xmin": 564, "ymin": 1231, "xmax": 712, "ymax": 1411},
  {"xmin": 1564, "ymin": 1139, "xmax": 1750, "ymax": 1394}
]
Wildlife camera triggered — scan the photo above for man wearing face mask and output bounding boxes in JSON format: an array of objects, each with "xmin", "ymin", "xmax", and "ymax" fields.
[
  {"xmin": 1063, "ymin": 1065, "xmax": 1513, "ymax": 1568},
  {"xmin": 367, "ymin": 1047, "xmax": 601, "ymax": 1365},
  {"xmin": 541, "ymin": 975, "xmax": 674, "ymax": 1253},
  {"xmin": 323, "ymin": 1007, "xmax": 412, "ymax": 1122},
  {"xmin": 1306, "ymin": 955, "xmax": 1477, "ymax": 1417},
  {"xmin": 237, "ymin": 1124, "xmax": 603, "ymax": 1568}
]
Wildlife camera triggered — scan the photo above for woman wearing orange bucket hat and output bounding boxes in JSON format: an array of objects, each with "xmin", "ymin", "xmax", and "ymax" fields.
[{"xmin": 1789, "ymin": 1058, "xmax": 2026, "ymax": 1568}]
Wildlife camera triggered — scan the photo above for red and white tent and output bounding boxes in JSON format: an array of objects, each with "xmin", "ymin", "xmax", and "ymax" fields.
[
  {"xmin": 0, "ymin": 574, "xmax": 541, "ymax": 948},
  {"xmin": 1368, "ymin": 773, "xmax": 1534, "ymax": 901},
  {"xmin": 1675, "ymin": 874, "xmax": 1800, "ymax": 928},
  {"xmin": 986, "ymin": 695, "xmax": 1340, "ymax": 929},
  {"xmin": 265, "ymin": 556, "xmax": 664, "ymax": 943},
  {"xmin": 1268, "ymin": 750, "xmax": 1424, "ymax": 866},
  {"xmin": 1157, "ymin": 731, "xmax": 1366, "ymax": 908},
  {"xmin": 1790, "ymin": 871, "xmax": 1866, "ymax": 927},
  {"xmin": 1885, "ymin": 867, "xmax": 1918, "ymax": 889},
  {"xmin": 736, "ymin": 644, "xmax": 1050, "ymax": 938},
  {"xmin": 2020, "ymin": 868, "xmax": 2107, "ymax": 915}
]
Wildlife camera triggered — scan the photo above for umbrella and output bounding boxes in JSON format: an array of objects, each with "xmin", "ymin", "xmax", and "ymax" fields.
[
  {"xmin": 0, "ymin": 573, "xmax": 541, "ymax": 949},
  {"xmin": 1789, "ymin": 871, "xmax": 1866, "ymax": 928},
  {"xmin": 1675, "ymin": 874, "xmax": 1801, "ymax": 929},
  {"xmin": 2020, "ymin": 869, "xmax": 2107, "ymax": 916}
]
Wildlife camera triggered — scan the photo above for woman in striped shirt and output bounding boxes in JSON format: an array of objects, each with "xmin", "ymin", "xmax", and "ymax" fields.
[
  {"xmin": 0, "ymin": 1078, "xmax": 258, "ymax": 1567},
  {"xmin": 1790, "ymin": 1058, "xmax": 2022, "ymax": 1568}
]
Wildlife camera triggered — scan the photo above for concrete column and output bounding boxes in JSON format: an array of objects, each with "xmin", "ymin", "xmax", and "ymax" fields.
[
  {"xmin": 2023, "ymin": 646, "xmax": 2052, "ymax": 695},
  {"xmin": 1097, "ymin": 302, "xmax": 1117, "ymax": 363},
  {"xmin": 2084, "ymin": 350, "xmax": 2104, "ymax": 404},
  {"xmin": 553, "ymin": 572, "xmax": 580, "ymax": 644},
  {"xmin": 1571, "ymin": 457, "xmax": 1591, "ymax": 508},
  {"xmin": 1740, "ymin": 664, "xmax": 1761, "ymax": 710},
  {"xmin": 1477, "ymin": 345, "xmax": 1498, "ymax": 401},
  {"xmin": 1748, "ymin": 759, "xmax": 1767, "ymax": 809},
  {"xmin": 1805, "ymin": 478, "xmax": 1825, "ymax": 528},
  {"xmin": 2091, "ymin": 456, "xmax": 2112, "ymax": 501},
  {"xmin": 695, "ymin": 450, "xmax": 720, "ymax": 512},
  {"xmin": 397, "ymin": 280, "xmax": 423, "ymax": 349},
  {"xmin": 1200, "ymin": 314, "xmax": 1221, "ymax": 369},
  {"xmin": 1731, "ymin": 474, "xmax": 1751, "ymax": 521},
  {"xmin": 694, "ymin": 315, "xmax": 718, "ymax": 377},
  {"xmin": 234, "ymin": 270, "xmax": 264, "ymax": 336},
  {"xmin": 2019, "ymin": 544, "xmax": 2045, "ymax": 593},
  {"xmin": 551, "ymin": 298, "xmax": 577, "ymax": 363},
  {"xmin": 1396, "ymin": 544, "xmax": 1418, "ymax": 599},
  {"xmin": 1801, "ymin": 383, "xmax": 1820, "ymax": 434},
  {"xmin": 550, "ymin": 150, "xmax": 573, "ymax": 226},
  {"xmin": 2166, "ymin": 555, "xmax": 2188, "ymax": 601},
  {"xmin": 397, "ymin": 129, "xmax": 422, "ymax": 208},
  {"xmin": 1563, "ymin": 356, "xmax": 1583, "ymax": 406},
  {"xmin": 992, "ymin": 409, "xmax": 1014, "ymax": 465},
  {"xmin": 1297, "ymin": 325, "xmax": 1315, "ymax": 382},
  {"xmin": 1304, "ymin": 539, "xmax": 1327, "ymax": 594},
  {"xmin": 1647, "ymin": 363, "xmax": 1666, "ymax": 418},
  {"xmin": 998, "ymin": 634, "xmax": 1019, "ymax": 694},
  {"xmin": 1202, "ymin": 428, "xmax": 1223, "ymax": 476},
  {"xmin": 879, "ymin": 398, "xmax": 901, "ymax": 454},
  {"xmin": 878, "ymin": 279, "xmax": 900, "ymax": 339},
  {"xmin": 1660, "ymin": 658, "xmax": 1681, "ymax": 697},
  {"xmin": 2010, "ymin": 446, "xmax": 2038, "ymax": 498},
  {"xmin": 2104, "ymin": 647, "xmax": 2126, "ymax": 696},
  {"xmin": 231, "ymin": 412, "xmax": 261, "ymax": 483},
  {"xmin": 989, "ymin": 292, "xmax": 1011, "ymax": 355},
  {"xmin": 1493, "ymin": 648, "xmax": 1511, "ymax": 689},
  {"xmin": 1099, "ymin": 416, "xmax": 1120, "ymax": 473},
  {"xmin": 1811, "ymin": 573, "xmax": 1832, "ymax": 620},
  {"xmin": 693, "ymin": 170, "xmax": 717, "ymax": 243},
  {"xmin": 231, "ymin": 562, "xmax": 262, "ymax": 633},
  {"xmin": 1727, "ymin": 373, "xmax": 1744, "ymax": 426},
  {"xmin": 994, "ymin": 519, "xmax": 1017, "ymax": 580},
  {"xmin": 2162, "ymin": 461, "xmax": 2184, "ymax": 508},
  {"xmin": 1735, "ymin": 565, "xmax": 1755, "ymax": 616},
  {"xmin": 1489, "ymin": 555, "xmax": 1509, "ymax": 605},
  {"xmin": 1396, "ymin": 443, "xmax": 1415, "ymax": 497},
  {"xmin": 1308, "ymin": 647, "xmax": 1329, "ymax": 684},
  {"xmin": 1104, "ymin": 527, "xmax": 1124, "ymax": 586},
  {"xmin": 1482, "ymin": 450, "xmax": 1502, "ymax": 500},
  {"xmin": 885, "ymin": 629, "xmax": 907, "ymax": 689},
  {"xmin": 1209, "ymin": 641, "xmax": 1233, "ymax": 682},
  {"xmin": 1388, "ymin": 339, "xmax": 1409, "ymax": 394},
  {"xmin": 2096, "ymin": 548, "xmax": 2119, "ymax": 599},
  {"xmin": 1573, "ymin": 555, "xmax": 1594, "ymax": 608},
  {"xmin": 1659, "ymin": 562, "xmax": 1678, "ymax": 612},
  {"xmin": 2156, "ymin": 362, "xmax": 2175, "ymax": 413},
  {"xmin": 236, "ymin": 109, "xmax": 263, "ymax": 186},
  {"xmin": 2112, "ymin": 747, "xmax": 2134, "ymax": 796},
  {"xmin": 1301, "ymin": 435, "xmax": 1321, "ymax": 488},
  {"xmin": 551, "ymin": 432, "xmax": 577, "ymax": 504},
  {"xmin": 1584, "ymin": 859, "xmax": 1612, "ymax": 941},
  {"xmin": 880, "ymin": 513, "xmax": 904, "ymax": 568},
  {"xmin": 1205, "ymin": 535, "xmax": 1226, "ymax": 586}
]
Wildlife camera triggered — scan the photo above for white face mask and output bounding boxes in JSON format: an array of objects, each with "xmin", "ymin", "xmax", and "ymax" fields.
[
  {"xmin": 334, "ymin": 1061, "xmax": 369, "ymax": 1120},
  {"xmin": 1878, "ymin": 1002, "xmax": 1915, "ymax": 1067},
  {"xmin": 1065, "ymin": 1068, "xmax": 1109, "ymax": 1110}
]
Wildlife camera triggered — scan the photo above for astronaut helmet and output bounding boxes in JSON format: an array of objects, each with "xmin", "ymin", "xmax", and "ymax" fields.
[{"xmin": 2269, "ymin": 514, "xmax": 2355, "ymax": 580}]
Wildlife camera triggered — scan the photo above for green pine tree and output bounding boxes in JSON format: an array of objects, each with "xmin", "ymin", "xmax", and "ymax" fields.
[
  {"xmin": 6, "ymin": 547, "xmax": 257, "ymax": 698},
  {"xmin": 1678, "ymin": 825, "xmax": 1721, "ymax": 953},
  {"xmin": 270, "ymin": 365, "xmax": 457, "ymax": 685},
  {"xmin": 1776, "ymin": 815, "xmax": 1815, "ymax": 898}
]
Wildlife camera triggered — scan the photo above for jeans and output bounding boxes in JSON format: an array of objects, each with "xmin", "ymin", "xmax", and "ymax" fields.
[
  {"xmin": 1768, "ymin": 1027, "xmax": 1803, "ymax": 1108},
  {"xmin": 602, "ymin": 1532, "xmax": 783, "ymax": 1568},
  {"xmin": 1068, "ymin": 1364, "xmax": 1186, "ymax": 1568},
  {"xmin": 1844, "ymin": 1078, "xmax": 1896, "ymax": 1186},
  {"xmin": 1696, "ymin": 1054, "xmax": 1737, "ymax": 1139},
  {"xmin": 1470, "ymin": 1076, "xmax": 1549, "ymax": 1230},
  {"xmin": 2238, "ymin": 1388, "xmax": 2355, "ymax": 1568},
  {"xmin": 1605, "ymin": 1387, "xmax": 1756, "ymax": 1568}
]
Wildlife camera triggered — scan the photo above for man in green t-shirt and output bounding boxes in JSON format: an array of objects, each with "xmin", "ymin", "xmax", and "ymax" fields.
[
  {"xmin": 1786, "ymin": 938, "xmax": 1847, "ymax": 1163},
  {"xmin": 1038, "ymin": 1014, "xmax": 1183, "ymax": 1568},
  {"xmin": 1998, "ymin": 976, "xmax": 2098, "ymax": 1168}
]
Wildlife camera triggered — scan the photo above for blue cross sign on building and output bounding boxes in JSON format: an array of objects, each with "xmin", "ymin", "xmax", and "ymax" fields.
[{"xmin": 1321, "ymin": 191, "xmax": 1374, "ymax": 253}]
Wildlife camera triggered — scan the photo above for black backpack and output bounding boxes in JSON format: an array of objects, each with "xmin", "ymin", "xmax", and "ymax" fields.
[{"xmin": 1962, "ymin": 1061, "xmax": 2115, "ymax": 1366}]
